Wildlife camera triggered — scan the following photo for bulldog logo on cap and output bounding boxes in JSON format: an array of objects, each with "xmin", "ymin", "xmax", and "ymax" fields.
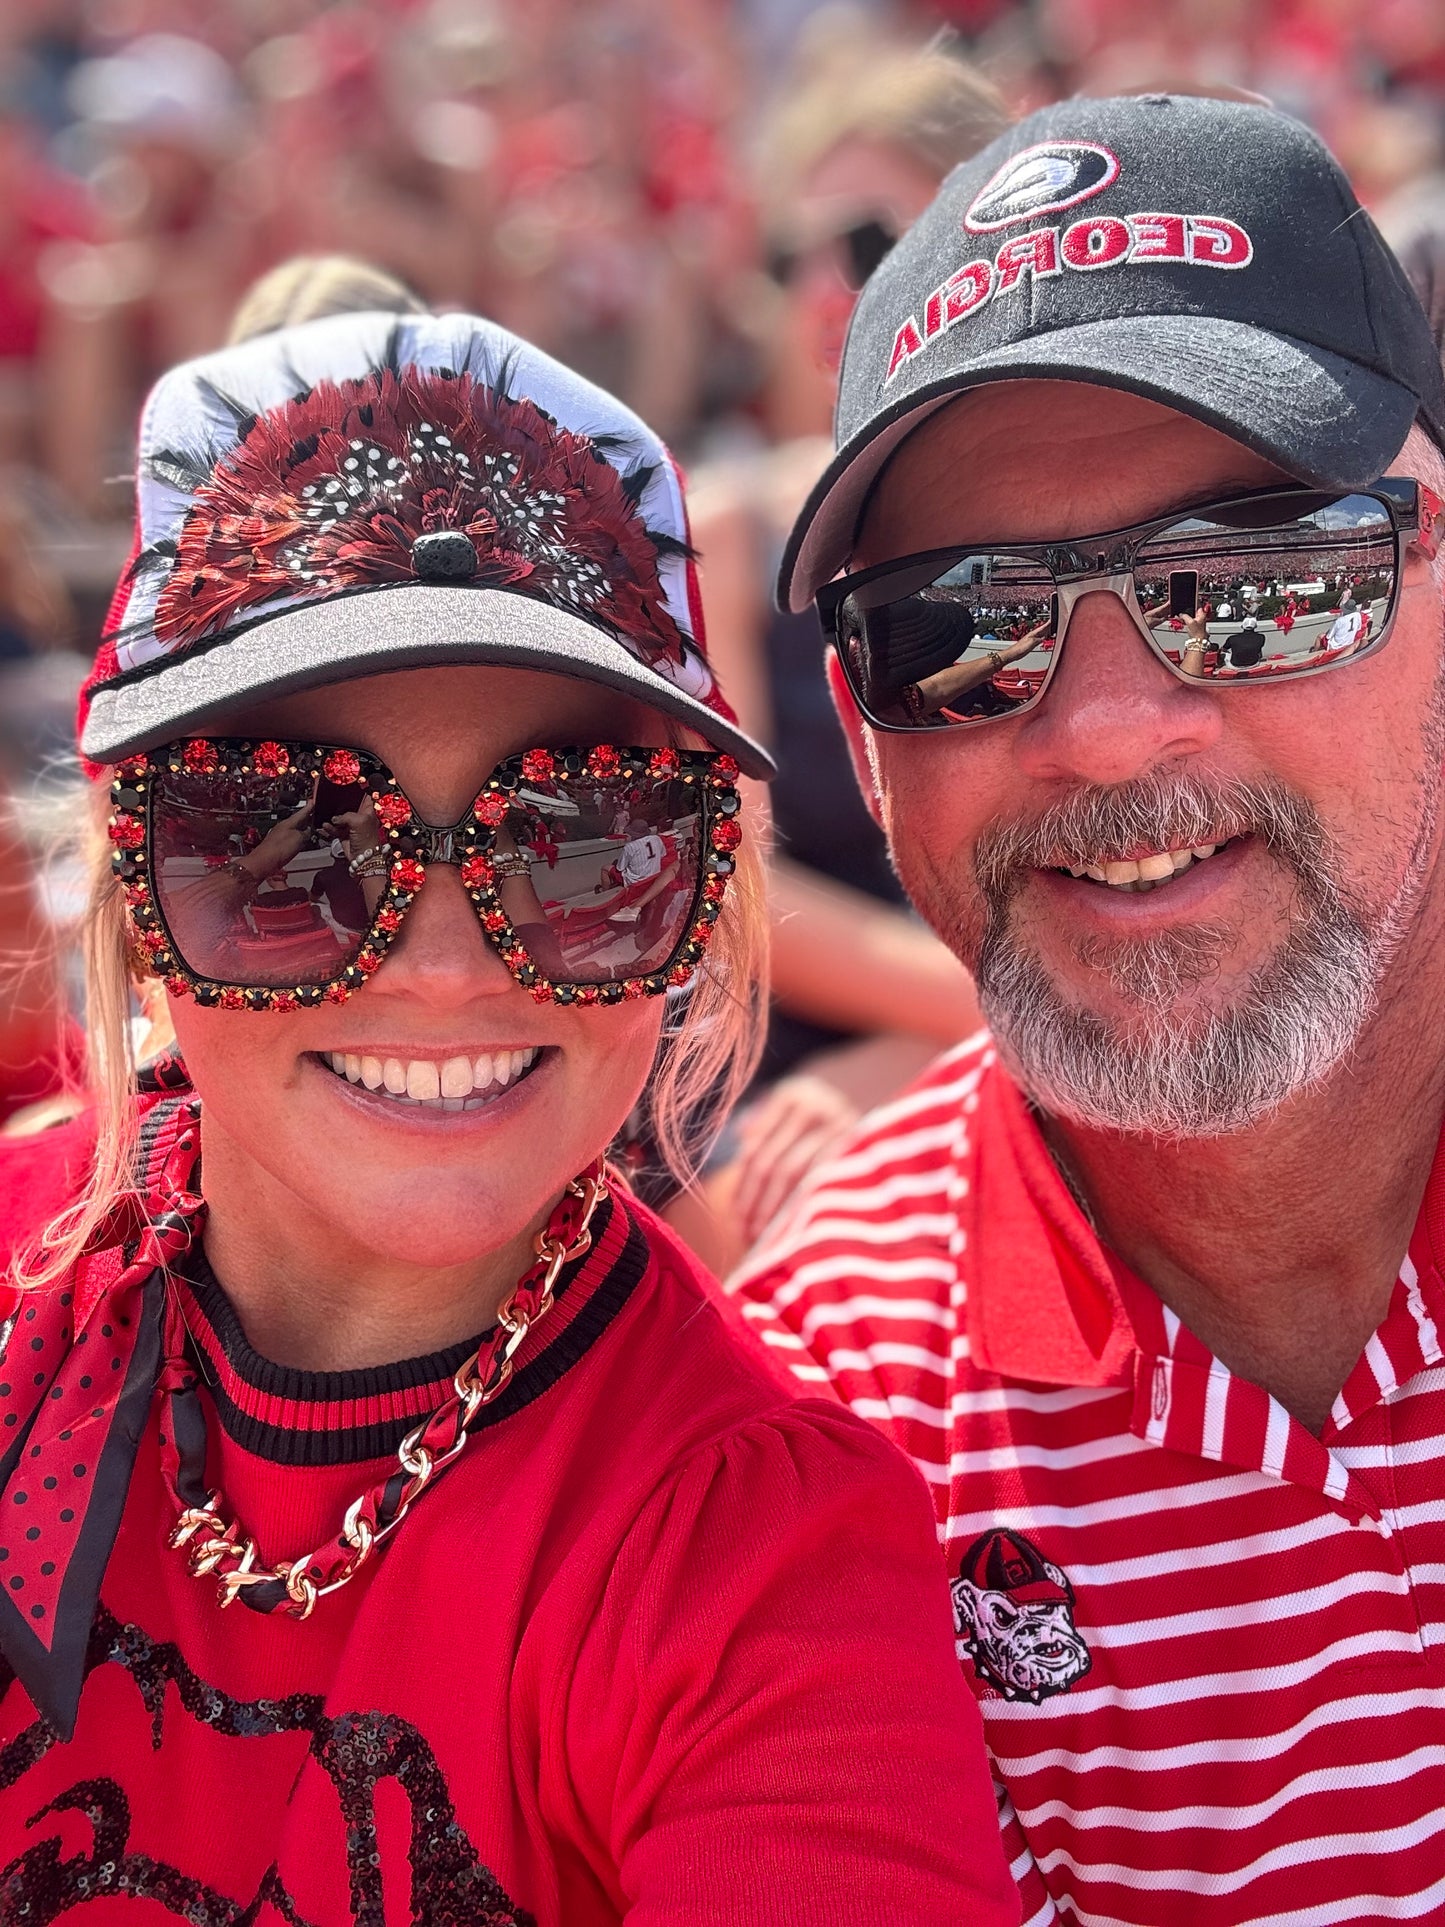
[
  {"xmin": 963, "ymin": 140, "xmax": 1120, "ymax": 234},
  {"xmin": 951, "ymin": 1530, "xmax": 1092, "ymax": 1703}
]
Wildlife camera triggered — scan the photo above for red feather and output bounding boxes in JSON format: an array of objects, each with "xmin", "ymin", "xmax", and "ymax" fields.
[{"xmin": 153, "ymin": 366, "xmax": 688, "ymax": 665}]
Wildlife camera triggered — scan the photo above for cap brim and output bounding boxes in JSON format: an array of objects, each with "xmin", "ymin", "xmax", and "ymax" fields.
[
  {"xmin": 780, "ymin": 315, "xmax": 1424, "ymax": 611},
  {"xmin": 82, "ymin": 583, "xmax": 776, "ymax": 779}
]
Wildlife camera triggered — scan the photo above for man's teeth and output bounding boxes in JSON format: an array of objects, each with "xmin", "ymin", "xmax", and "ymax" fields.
[
  {"xmin": 324, "ymin": 1048, "xmax": 540, "ymax": 1107},
  {"xmin": 1063, "ymin": 844, "xmax": 1222, "ymax": 892}
]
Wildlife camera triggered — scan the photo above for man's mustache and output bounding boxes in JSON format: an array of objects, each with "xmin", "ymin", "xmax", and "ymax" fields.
[{"xmin": 974, "ymin": 770, "xmax": 1331, "ymax": 902}]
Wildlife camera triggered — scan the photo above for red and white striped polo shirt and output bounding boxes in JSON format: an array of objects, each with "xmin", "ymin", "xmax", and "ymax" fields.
[{"xmin": 731, "ymin": 1035, "xmax": 1445, "ymax": 1925}]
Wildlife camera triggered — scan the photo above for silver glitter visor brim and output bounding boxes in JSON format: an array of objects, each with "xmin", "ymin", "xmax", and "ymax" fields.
[{"xmin": 81, "ymin": 583, "xmax": 776, "ymax": 779}]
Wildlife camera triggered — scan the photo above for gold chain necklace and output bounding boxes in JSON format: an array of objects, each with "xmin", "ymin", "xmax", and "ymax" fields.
[{"xmin": 162, "ymin": 1167, "xmax": 609, "ymax": 1619}]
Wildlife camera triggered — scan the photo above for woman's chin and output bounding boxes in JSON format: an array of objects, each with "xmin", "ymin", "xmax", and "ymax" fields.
[{"xmin": 311, "ymin": 1196, "xmax": 549, "ymax": 1274}]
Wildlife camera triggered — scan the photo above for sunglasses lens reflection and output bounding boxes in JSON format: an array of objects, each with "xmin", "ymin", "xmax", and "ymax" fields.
[
  {"xmin": 494, "ymin": 773, "xmax": 704, "ymax": 983},
  {"xmin": 841, "ymin": 494, "xmax": 1401, "ymax": 728},
  {"xmin": 152, "ymin": 764, "xmax": 378, "ymax": 986},
  {"xmin": 839, "ymin": 553, "xmax": 1059, "ymax": 726},
  {"xmin": 1136, "ymin": 493, "xmax": 1397, "ymax": 682}
]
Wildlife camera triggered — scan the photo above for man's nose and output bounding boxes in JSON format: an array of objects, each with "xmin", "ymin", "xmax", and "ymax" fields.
[{"xmin": 1012, "ymin": 588, "xmax": 1222, "ymax": 787}]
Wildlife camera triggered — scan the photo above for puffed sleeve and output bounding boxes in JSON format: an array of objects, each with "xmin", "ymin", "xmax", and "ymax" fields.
[{"xmin": 559, "ymin": 1401, "xmax": 1020, "ymax": 1926}]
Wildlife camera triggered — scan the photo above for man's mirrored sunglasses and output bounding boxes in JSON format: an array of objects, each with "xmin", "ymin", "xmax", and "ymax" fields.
[{"xmin": 818, "ymin": 478, "xmax": 1442, "ymax": 732}]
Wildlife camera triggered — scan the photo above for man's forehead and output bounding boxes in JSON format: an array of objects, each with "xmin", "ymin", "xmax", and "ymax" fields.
[{"xmin": 855, "ymin": 380, "xmax": 1294, "ymax": 564}]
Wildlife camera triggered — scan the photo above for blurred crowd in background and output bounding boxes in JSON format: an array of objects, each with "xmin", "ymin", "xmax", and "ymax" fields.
[{"xmin": 2, "ymin": 0, "xmax": 1444, "ymax": 1248}]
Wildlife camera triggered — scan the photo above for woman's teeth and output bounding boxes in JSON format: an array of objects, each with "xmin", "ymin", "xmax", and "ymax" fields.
[
  {"xmin": 1061, "ymin": 844, "xmax": 1223, "ymax": 893},
  {"xmin": 322, "ymin": 1048, "xmax": 540, "ymax": 1109}
]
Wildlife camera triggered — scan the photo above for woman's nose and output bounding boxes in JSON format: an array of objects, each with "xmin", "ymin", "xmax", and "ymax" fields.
[{"xmin": 369, "ymin": 860, "xmax": 518, "ymax": 1007}]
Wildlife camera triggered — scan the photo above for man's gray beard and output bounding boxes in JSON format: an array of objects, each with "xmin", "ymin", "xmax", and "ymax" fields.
[{"xmin": 964, "ymin": 767, "xmax": 1437, "ymax": 1140}]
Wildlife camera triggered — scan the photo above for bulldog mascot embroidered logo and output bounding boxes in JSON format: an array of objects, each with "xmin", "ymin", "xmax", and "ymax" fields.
[
  {"xmin": 951, "ymin": 1530, "xmax": 1092, "ymax": 1703},
  {"xmin": 963, "ymin": 140, "xmax": 1119, "ymax": 233}
]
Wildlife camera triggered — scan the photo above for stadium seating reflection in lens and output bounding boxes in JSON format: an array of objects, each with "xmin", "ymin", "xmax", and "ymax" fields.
[
  {"xmin": 153, "ymin": 765, "xmax": 376, "ymax": 987},
  {"xmin": 1135, "ymin": 493, "xmax": 1397, "ymax": 683},
  {"xmin": 495, "ymin": 772, "xmax": 704, "ymax": 983},
  {"xmin": 841, "ymin": 551, "xmax": 1058, "ymax": 726}
]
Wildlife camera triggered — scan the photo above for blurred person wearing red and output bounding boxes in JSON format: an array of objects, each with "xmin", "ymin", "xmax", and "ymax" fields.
[
  {"xmin": 48, "ymin": 33, "xmax": 266, "ymax": 513},
  {"xmin": 675, "ymin": 29, "xmax": 1002, "ymax": 1272},
  {"xmin": 0, "ymin": 79, "xmax": 101, "ymax": 503},
  {"xmin": 734, "ymin": 95, "xmax": 1445, "ymax": 1922},
  {"xmin": 0, "ymin": 768, "xmax": 75, "ymax": 1130}
]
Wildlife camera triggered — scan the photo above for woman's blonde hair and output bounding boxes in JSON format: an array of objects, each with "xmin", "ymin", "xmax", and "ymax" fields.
[
  {"xmin": 758, "ymin": 18, "xmax": 1009, "ymax": 212},
  {"xmin": 225, "ymin": 255, "xmax": 427, "ymax": 344},
  {"xmin": 12, "ymin": 771, "xmax": 768, "ymax": 1293}
]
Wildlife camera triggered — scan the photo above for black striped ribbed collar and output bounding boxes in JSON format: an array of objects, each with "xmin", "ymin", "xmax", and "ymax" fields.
[{"xmin": 175, "ymin": 1191, "xmax": 647, "ymax": 1465}]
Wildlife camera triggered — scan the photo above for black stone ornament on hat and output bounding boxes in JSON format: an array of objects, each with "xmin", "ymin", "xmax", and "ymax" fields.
[
  {"xmin": 412, "ymin": 530, "xmax": 479, "ymax": 581},
  {"xmin": 781, "ymin": 93, "xmax": 1445, "ymax": 610}
]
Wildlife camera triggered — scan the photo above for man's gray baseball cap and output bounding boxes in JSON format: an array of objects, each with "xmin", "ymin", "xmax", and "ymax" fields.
[{"xmin": 779, "ymin": 92, "xmax": 1445, "ymax": 611}]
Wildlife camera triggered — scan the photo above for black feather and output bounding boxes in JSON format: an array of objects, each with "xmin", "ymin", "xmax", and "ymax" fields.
[
  {"xmin": 380, "ymin": 322, "xmax": 406, "ymax": 378},
  {"xmin": 144, "ymin": 444, "xmax": 220, "ymax": 493},
  {"xmin": 194, "ymin": 377, "xmax": 259, "ymax": 441}
]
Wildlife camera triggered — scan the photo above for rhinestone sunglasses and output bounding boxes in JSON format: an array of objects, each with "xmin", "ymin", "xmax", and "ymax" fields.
[
  {"xmin": 819, "ymin": 477, "xmax": 1442, "ymax": 732},
  {"xmin": 110, "ymin": 739, "xmax": 742, "ymax": 1010}
]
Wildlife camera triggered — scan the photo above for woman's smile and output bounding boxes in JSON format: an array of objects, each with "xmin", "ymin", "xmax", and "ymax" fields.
[{"xmin": 313, "ymin": 1043, "xmax": 545, "ymax": 1111}]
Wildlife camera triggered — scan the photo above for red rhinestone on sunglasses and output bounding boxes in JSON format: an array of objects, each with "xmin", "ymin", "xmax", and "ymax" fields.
[
  {"xmin": 588, "ymin": 744, "xmax": 621, "ymax": 779},
  {"xmin": 251, "ymin": 741, "xmax": 290, "ymax": 778},
  {"xmin": 460, "ymin": 854, "xmax": 494, "ymax": 890},
  {"xmin": 324, "ymin": 982, "xmax": 351, "ymax": 1005},
  {"xmin": 108, "ymin": 814, "xmax": 144, "ymax": 849},
  {"xmin": 183, "ymin": 740, "xmax": 220, "ymax": 776},
  {"xmin": 118, "ymin": 754, "xmax": 150, "ymax": 779},
  {"xmin": 712, "ymin": 819, "xmax": 742, "ymax": 851},
  {"xmin": 375, "ymin": 907, "xmax": 403, "ymax": 934},
  {"xmin": 391, "ymin": 858, "xmax": 426, "ymax": 891},
  {"xmin": 713, "ymin": 754, "xmax": 740, "ymax": 782},
  {"xmin": 374, "ymin": 791, "xmax": 412, "ymax": 830},
  {"xmin": 520, "ymin": 749, "xmax": 556, "ymax": 782},
  {"xmin": 123, "ymin": 882, "xmax": 150, "ymax": 907},
  {"xmin": 482, "ymin": 909, "xmax": 507, "ymax": 933},
  {"xmin": 475, "ymin": 793, "xmax": 508, "ymax": 828},
  {"xmin": 323, "ymin": 749, "xmax": 363, "ymax": 786},
  {"xmin": 357, "ymin": 949, "xmax": 383, "ymax": 975},
  {"xmin": 647, "ymin": 747, "xmax": 680, "ymax": 779},
  {"xmin": 219, "ymin": 987, "xmax": 247, "ymax": 1010},
  {"xmin": 165, "ymin": 975, "xmax": 191, "ymax": 998},
  {"xmin": 271, "ymin": 990, "xmax": 297, "ymax": 1012},
  {"xmin": 622, "ymin": 979, "xmax": 647, "ymax": 1000}
]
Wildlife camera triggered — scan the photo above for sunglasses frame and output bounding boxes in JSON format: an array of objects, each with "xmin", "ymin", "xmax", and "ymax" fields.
[
  {"xmin": 767, "ymin": 215, "xmax": 900, "ymax": 293},
  {"xmin": 109, "ymin": 738, "xmax": 742, "ymax": 1011},
  {"xmin": 819, "ymin": 476, "xmax": 1442, "ymax": 734}
]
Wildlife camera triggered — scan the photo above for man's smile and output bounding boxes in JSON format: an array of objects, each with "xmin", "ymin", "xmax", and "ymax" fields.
[{"xmin": 1051, "ymin": 839, "xmax": 1231, "ymax": 892}]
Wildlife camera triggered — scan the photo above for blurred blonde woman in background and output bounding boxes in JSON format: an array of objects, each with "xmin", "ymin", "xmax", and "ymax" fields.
[{"xmin": 676, "ymin": 26, "xmax": 1008, "ymax": 1273}]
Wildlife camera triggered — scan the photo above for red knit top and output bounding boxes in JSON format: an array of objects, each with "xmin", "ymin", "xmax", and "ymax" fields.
[{"xmin": 0, "ymin": 1086, "xmax": 1015, "ymax": 1926}]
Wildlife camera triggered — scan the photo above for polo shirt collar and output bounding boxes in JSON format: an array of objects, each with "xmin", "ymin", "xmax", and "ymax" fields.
[
  {"xmin": 961, "ymin": 1056, "xmax": 1136, "ymax": 1387},
  {"xmin": 959, "ymin": 1055, "xmax": 1445, "ymax": 1523}
]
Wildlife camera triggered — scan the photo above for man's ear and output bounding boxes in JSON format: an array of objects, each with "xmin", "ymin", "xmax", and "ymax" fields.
[{"xmin": 826, "ymin": 649, "xmax": 885, "ymax": 830}]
